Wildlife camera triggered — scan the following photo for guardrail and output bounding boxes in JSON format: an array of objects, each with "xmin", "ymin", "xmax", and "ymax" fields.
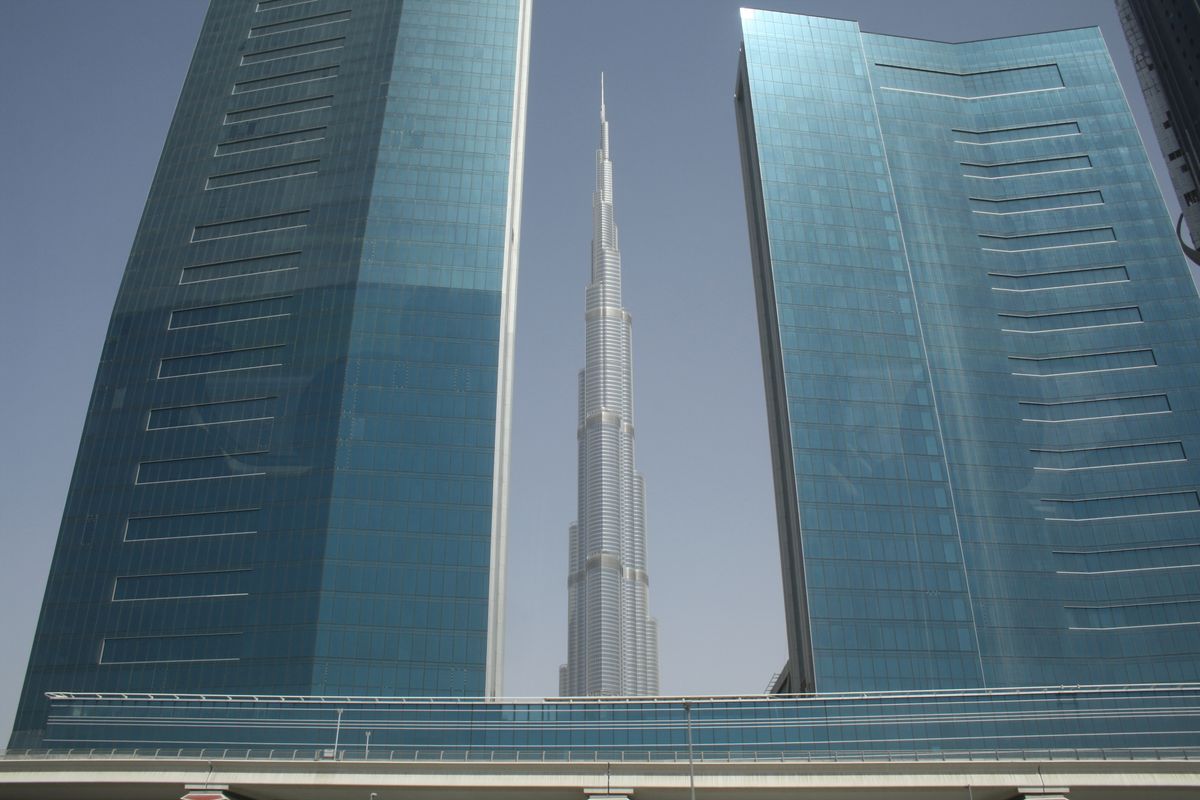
[
  {"xmin": 24, "ymin": 685, "xmax": 1200, "ymax": 757},
  {"xmin": 3, "ymin": 746, "xmax": 1199, "ymax": 764}
]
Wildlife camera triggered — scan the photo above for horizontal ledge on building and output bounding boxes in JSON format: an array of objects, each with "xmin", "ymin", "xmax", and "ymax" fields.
[
  {"xmin": 579, "ymin": 410, "xmax": 632, "ymax": 431},
  {"xmin": 585, "ymin": 306, "xmax": 631, "ymax": 323}
]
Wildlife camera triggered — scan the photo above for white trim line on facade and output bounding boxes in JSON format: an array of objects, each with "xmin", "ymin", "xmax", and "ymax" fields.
[
  {"xmin": 145, "ymin": 395, "xmax": 275, "ymax": 429},
  {"xmin": 204, "ymin": 170, "xmax": 318, "ymax": 191},
  {"xmin": 133, "ymin": 471, "xmax": 267, "ymax": 486},
  {"xmin": 1056, "ymin": 541, "xmax": 1200, "ymax": 556},
  {"xmin": 979, "ymin": 225, "xmax": 1113, "ymax": 239},
  {"xmin": 955, "ymin": 132, "xmax": 1081, "ymax": 146},
  {"xmin": 875, "ymin": 60, "xmax": 1060, "ymax": 77},
  {"xmin": 231, "ymin": 73, "xmax": 338, "ymax": 96},
  {"xmin": 112, "ymin": 592, "xmax": 249, "ymax": 603},
  {"xmin": 240, "ymin": 44, "xmax": 341, "ymax": 66},
  {"xmin": 1069, "ymin": 620, "xmax": 1200, "ymax": 631},
  {"xmin": 123, "ymin": 529, "xmax": 256, "ymax": 543},
  {"xmin": 39, "ymin": 681, "xmax": 1200, "ymax": 704},
  {"xmin": 965, "ymin": 167, "xmax": 1092, "ymax": 180},
  {"xmin": 146, "ymin": 415, "xmax": 274, "ymax": 432},
  {"xmin": 1046, "ymin": 508, "xmax": 1200, "ymax": 522},
  {"xmin": 1012, "ymin": 364, "xmax": 1156, "ymax": 378},
  {"xmin": 1034, "ymin": 457, "xmax": 1186, "ymax": 472},
  {"xmin": 110, "ymin": 568, "xmax": 253, "ymax": 602},
  {"xmin": 214, "ymin": 135, "xmax": 325, "ymax": 157},
  {"xmin": 993, "ymin": 279, "xmax": 1128, "ymax": 293},
  {"xmin": 99, "ymin": 656, "xmax": 241, "ymax": 665},
  {"xmin": 222, "ymin": 104, "xmax": 332, "ymax": 126},
  {"xmin": 168, "ymin": 313, "xmax": 290, "ymax": 330},
  {"xmin": 98, "ymin": 633, "xmax": 243, "ymax": 666},
  {"xmin": 1058, "ymin": 563, "xmax": 1200, "ymax": 576},
  {"xmin": 189, "ymin": 224, "xmax": 308, "ymax": 243},
  {"xmin": 179, "ymin": 267, "xmax": 298, "ymax": 285},
  {"xmin": 156, "ymin": 363, "xmax": 284, "ymax": 380},
  {"xmin": 484, "ymin": 0, "xmax": 531, "ymax": 700},
  {"xmin": 1023, "ymin": 410, "xmax": 1170, "ymax": 424},
  {"xmin": 973, "ymin": 202, "xmax": 1104, "ymax": 216},
  {"xmin": 247, "ymin": 16, "xmax": 348, "ymax": 39},
  {"xmin": 1002, "ymin": 321, "xmax": 1142, "ymax": 334},
  {"xmin": 982, "ymin": 240, "xmax": 1115, "ymax": 254},
  {"xmin": 254, "ymin": 0, "xmax": 318, "ymax": 12},
  {"xmin": 880, "ymin": 85, "xmax": 1064, "ymax": 100}
]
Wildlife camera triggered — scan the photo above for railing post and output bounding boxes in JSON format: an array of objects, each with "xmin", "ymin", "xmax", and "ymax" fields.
[{"xmin": 683, "ymin": 701, "xmax": 696, "ymax": 800}]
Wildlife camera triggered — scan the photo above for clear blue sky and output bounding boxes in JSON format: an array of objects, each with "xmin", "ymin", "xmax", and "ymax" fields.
[{"xmin": 0, "ymin": 0, "xmax": 1181, "ymax": 737}]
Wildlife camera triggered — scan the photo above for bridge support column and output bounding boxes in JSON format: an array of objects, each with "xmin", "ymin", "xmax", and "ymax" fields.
[
  {"xmin": 181, "ymin": 787, "xmax": 251, "ymax": 800},
  {"xmin": 584, "ymin": 788, "xmax": 635, "ymax": 800},
  {"xmin": 1016, "ymin": 787, "xmax": 1070, "ymax": 800}
]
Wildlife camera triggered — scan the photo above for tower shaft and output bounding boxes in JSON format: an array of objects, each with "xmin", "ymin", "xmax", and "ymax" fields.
[{"xmin": 563, "ymin": 78, "xmax": 659, "ymax": 697}]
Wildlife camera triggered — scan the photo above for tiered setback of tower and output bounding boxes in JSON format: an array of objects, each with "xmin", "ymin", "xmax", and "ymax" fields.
[{"xmin": 562, "ymin": 81, "xmax": 660, "ymax": 697}]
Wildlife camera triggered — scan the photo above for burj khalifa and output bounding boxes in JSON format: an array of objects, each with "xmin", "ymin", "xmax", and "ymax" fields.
[{"xmin": 560, "ymin": 78, "xmax": 660, "ymax": 697}]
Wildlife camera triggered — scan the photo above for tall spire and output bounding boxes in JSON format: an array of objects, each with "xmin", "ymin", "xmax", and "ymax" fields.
[
  {"xmin": 561, "ymin": 77, "xmax": 660, "ymax": 697},
  {"xmin": 599, "ymin": 72, "xmax": 610, "ymax": 161},
  {"xmin": 600, "ymin": 71, "xmax": 606, "ymax": 120}
]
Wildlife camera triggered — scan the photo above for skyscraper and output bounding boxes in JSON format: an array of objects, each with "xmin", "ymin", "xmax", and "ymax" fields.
[
  {"xmin": 1116, "ymin": 0, "xmax": 1200, "ymax": 249},
  {"xmin": 561, "ymin": 79, "xmax": 660, "ymax": 697},
  {"xmin": 11, "ymin": 0, "xmax": 530, "ymax": 747},
  {"xmin": 737, "ymin": 10, "xmax": 1200, "ymax": 694}
]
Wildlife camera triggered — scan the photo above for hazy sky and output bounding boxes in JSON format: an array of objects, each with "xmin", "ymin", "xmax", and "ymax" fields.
[{"xmin": 0, "ymin": 0, "xmax": 1182, "ymax": 737}]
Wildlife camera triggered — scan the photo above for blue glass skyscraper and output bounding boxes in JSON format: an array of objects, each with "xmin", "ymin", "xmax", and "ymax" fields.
[
  {"xmin": 11, "ymin": 0, "xmax": 530, "ymax": 747},
  {"xmin": 737, "ymin": 10, "xmax": 1200, "ymax": 693}
]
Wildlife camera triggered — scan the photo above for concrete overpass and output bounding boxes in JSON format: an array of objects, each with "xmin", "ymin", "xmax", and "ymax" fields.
[{"xmin": 0, "ymin": 752, "xmax": 1196, "ymax": 800}]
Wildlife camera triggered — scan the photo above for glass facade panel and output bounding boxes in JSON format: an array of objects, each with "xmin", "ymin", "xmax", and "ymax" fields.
[
  {"xmin": 737, "ymin": 10, "xmax": 1200, "ymax": 693},
  {"xmin": 32, "ymin": 686, "xmax": 1200, "ymax": 757},
  {"xmin": 11, "ymin": 0, "xmax": 529, "ymax": 748}
]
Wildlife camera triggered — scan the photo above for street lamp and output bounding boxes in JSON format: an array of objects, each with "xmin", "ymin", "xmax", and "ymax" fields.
[
  {"xmin": 683, "ymin": 700, "xmax": 696, "ymax": 800},
  {"xmin": 333, "ymin": 708, "xmax": 344, "ymax": 757}
]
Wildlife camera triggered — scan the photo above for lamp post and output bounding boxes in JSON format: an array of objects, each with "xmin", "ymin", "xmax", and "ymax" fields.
[
  {"xmin": 333, "ymin": 708, "xmax": 344, "ymax": 757},
  {"xmin": 683, "ymin": 700, "xmax": 696, "ymax": 800}
]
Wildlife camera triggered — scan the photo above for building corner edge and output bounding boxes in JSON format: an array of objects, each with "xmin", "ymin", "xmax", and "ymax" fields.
[{"xmin": 485, "ymin": 0, "xmax": 533, "ymax": 699}]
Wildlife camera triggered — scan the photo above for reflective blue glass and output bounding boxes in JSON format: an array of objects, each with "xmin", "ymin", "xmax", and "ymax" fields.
[
  {"xmin": 737, "ymin": 11, "xmax": 1200, "ymax": 693},
  {"xmin": 33, "ymin": 686, "xmax": 1200, "ymax": 758},
  {"xmin": 11, "ymin": 0, "xmax": 528, "ymax": 748}
]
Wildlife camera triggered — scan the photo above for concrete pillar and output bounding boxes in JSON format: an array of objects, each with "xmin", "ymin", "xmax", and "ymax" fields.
[
  {"xmin": 1016, "ymin": 787, "xmax": 1070, "ymax": 800},
  {"xmin": 181, "ymin": 787, "xmax": 247, "ymax": 800},
  {"xmin": 584, "ymin": 788, "xmax": 635, "ymax": 800}
]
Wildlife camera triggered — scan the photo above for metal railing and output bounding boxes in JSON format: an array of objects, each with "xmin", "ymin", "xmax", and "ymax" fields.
[
  {"xmin": 3, "ymin": 745, "xmax": 1198, "ymax": 764},
  {"xmin": 24, "ymin": 685, "xmax": 1200, "ymax": 761}
]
